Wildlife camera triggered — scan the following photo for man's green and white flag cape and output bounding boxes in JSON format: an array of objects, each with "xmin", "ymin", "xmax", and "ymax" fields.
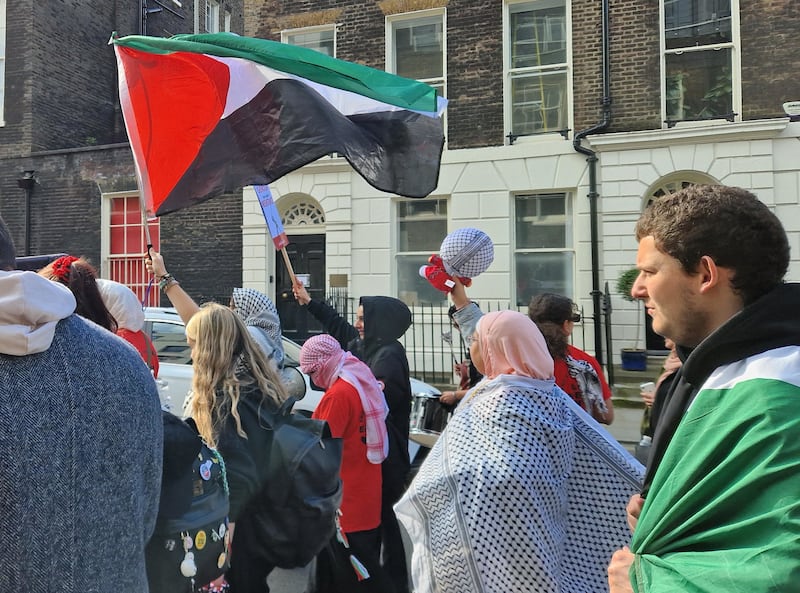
[{"xmin": 112, "ymin": 33, "xmax": 447, "ymax": 216}]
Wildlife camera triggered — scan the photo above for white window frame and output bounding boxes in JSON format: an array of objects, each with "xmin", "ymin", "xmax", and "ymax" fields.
[
  {"xmin": 394, "ymin": 196, "xmax": 449, "ymax": 305},
  {"xmin": 660, "ymin": 0, "xmax": 741, "ymax": 127},
  {"xmin": 503, "ymin": 0, "xmax": 573, "ymax": 142},
  {"xmin": 281, "ymin": 24, "xmax": 337, "ymax": 57},
  {"xmin": 100, "ymin": 191, "xmax": 162, "ymax": 305},
  {"xmin": 386, "ymin": 9, "xmax": 447, "ymax": 144},
  {"xmin": 385, "ymin": 9, "xmax": 447, "ymax": 97},
  {"xmin": 205, "ymin": 0, "xmax": 220, "ymax": 33},
  {"xmin": 224, "ymin": 9, "xmax": 231, "ymax": 32},
  {"xmin": 0, "ymin": 0, "xmax": 6, "ymax": 126},
  {"xmin": 512, "ymin": 192, "xmax": 576, "ymax": 304}
]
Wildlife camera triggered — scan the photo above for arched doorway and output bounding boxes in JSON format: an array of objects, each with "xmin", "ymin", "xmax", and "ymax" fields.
[{"xmin": 275, "ymin": 195, "xmax": 326, "ymax": 343}]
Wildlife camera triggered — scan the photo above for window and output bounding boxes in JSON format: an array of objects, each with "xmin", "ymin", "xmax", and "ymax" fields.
[
  {"xmin": 149, "ymin": 320, "xmax": 192, "ymax": 365},
  {"xmin": 283, "ymin": 26, "xmax": 336, "ymax": 57},
  {"xmin": 663, "ymin": 0, "xmax": 737, "ymax": 123},
  {"xmin": 396, "ymin": 198, "xmax": 448, "ymax": 305},
  {"xmin": 224, "ymin": 9, "xmax": 231, "ymax": 32},
  {"xmin": 514, "ymin": 193, "xmax": 574, "ymax": 305},
  {"xmin": 506, "ymin": 0, "xmax": 569, "ymax": 137},
  {"xmin": 107, "ymin": 195, "xmax": 161, "ymax": 306},
  {"xmin": 205, "ymin": 0, "xmax": 220, "ymax": 33},
  {"xmin": 0, "ymin": 0, "xmax": 6, "ymax": 126},
  {"xmin": 387, "ymin": 11, "xmax": 445, "ymax": 98}
]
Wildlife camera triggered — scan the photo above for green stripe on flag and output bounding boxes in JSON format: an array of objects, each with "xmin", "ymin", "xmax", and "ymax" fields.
[{"xmin": 112, "ymin": 32, "xmax": 440, "ymax": 113}]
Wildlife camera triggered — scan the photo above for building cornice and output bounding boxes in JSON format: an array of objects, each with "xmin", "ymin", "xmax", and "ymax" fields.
[{"xmin": 587, "ymin": 118, "xmax": 791, "ymax": 151}]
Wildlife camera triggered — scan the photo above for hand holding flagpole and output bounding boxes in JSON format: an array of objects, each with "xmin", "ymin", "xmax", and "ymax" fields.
[
  {"xmin": 138, "ymin": 195, "xmax": 156, "ymax": 307},
  {"xmin": 280, "ymin": 247, "xmax": 297, "ymax": 286}
]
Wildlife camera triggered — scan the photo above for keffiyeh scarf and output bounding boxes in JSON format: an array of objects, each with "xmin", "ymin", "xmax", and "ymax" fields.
[
  {"xmin": 300, "ymin": 334, "xmax": 389, "ymax": 463},
  {"xmin": 396, "ymin": 374, "xmax": 643, "ymax": 593}
]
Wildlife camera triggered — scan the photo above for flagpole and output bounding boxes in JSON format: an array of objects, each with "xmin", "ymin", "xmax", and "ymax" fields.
[
  {"xmin": 139, "ymin": 196, "xmax": 155, "ymax": 307},
  {"xmin": 139, "ymin": 196, "xmax": 153, "ymax": 253},
  {"xmin": 280, "ymin": 247, "xmax": 297, "ymax": 286}
]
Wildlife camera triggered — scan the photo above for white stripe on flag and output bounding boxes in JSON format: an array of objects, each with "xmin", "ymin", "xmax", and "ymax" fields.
[{"xmin": 215, "ymin": 55, "xmax": 445, "ymax": 120}]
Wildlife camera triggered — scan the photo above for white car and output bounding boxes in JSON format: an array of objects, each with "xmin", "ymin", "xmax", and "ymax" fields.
[{"xmin": 142, "ymin": 307, "xmax": 441, "ymax": 424}]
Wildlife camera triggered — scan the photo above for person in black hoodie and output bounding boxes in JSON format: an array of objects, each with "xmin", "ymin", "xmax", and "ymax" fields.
[
  {"xmin": 293, "ymin": 281, "xmax": 412, "ymax": 593},
  {"xmin": 608, "ymin": 185, "xmax": 800, "ymax": 593}
]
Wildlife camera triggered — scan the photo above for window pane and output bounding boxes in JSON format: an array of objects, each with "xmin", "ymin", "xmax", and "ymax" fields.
[
  {"xmin": 516, "ymin": 193, "xmax": 569, "ymax": 248},
  {"xmin": 205, "ymin": 0, "xmax": 219, "ymax": 32},
  {"xmin": 665, "ymin": 49, "xmax": 732, "ymax": 119},
  {"xmin": 510, "ymin": 1, "xmax": 567, "ymax": 69},
  {"xmin": 664, "ymin": 0, "xmax": 732, "ymax": 50},
  {"xmin": 397, "ymin": 254, "xmax": 447, "ymax": 305},
  {"xmin": 515, "ymin": 251, "xmax": 574, "ymax": 306},
  {"xmin": 394, "ymin": 17, "xmax": 443, "ymax": 80},
  {"xmin": 286, "ymin": 29, "xmax": 335, "ymax": 57},
  {"xmin": 398, "ymin": 199, "xmax": 447, "ymax": 252},
  {"xmin": 151, "ymin": 322, "xmax": 192, "ymax": 365},
  {"xmin": 511, "ymin": 70, "xmax": 567, "ymax": 134}
]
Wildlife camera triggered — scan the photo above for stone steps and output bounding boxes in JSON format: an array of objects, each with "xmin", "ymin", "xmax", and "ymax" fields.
[{"xmin": 610, "ymin": 356, "xmax": 666, "ymax": 409}]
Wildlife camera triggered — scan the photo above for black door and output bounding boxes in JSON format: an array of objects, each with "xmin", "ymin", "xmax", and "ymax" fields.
[{"xmin": 276, "ymin": 234, "xmax": 326, "ymax": 343}]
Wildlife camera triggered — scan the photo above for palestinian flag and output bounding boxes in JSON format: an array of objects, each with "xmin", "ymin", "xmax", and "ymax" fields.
[{"xmin": 112, "ymin": 33, "xmax": 447, "ymax": 216}]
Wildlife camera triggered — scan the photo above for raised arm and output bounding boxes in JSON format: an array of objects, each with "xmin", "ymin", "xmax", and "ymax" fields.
[
  {"xmin": 292, "ymin": 280, "xmax": 358, "ymax": 348},
  {"xmin": 449, "ymin": 278, "xmax": 483, "ymax": 342},
  {"xmin": 144, "ymin": 250, "xmax": 200, "ymax": 324}
]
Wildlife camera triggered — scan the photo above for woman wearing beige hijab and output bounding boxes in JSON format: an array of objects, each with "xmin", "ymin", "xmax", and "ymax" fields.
[{"xmin": 396, "ymin": 281, "xmax": 643, "ymax": 593}]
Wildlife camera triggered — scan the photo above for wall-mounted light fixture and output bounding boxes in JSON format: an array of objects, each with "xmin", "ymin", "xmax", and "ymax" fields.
[
  {"xmin": 17, "ymin": 170, "xmax": 36, "ymax": 190},
  {"xmin": 783, "ymin": 101, "xmax": 800, "ymax": 122}
]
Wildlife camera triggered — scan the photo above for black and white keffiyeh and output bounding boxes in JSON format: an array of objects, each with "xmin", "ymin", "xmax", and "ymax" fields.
[
  {"xmin": 439, "ymin": 227, "xmax": 494, "ymax": 279},
  {"xmin": 395, "ymin": 374, "xmax": 643, "ymax": 593}
]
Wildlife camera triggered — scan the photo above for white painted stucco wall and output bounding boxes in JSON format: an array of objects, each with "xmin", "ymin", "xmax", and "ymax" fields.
[{"xmin": 241, "ymin": 118, "xmax": 800, "ymax": 367}]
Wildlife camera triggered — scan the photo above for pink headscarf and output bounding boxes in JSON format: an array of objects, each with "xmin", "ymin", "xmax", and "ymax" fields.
[
  {"xmin": 300, "ymin": 334, "xmax": 389, "ymax": 464},
  {"xmin": 476, "ymin": 310, "xmax": 554, "ymax": 380}
]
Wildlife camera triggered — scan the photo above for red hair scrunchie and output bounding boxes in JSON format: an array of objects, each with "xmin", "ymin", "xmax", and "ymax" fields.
[{"xmin": 51, "ymin": 255, "xmax": 79, "ymax": 284}]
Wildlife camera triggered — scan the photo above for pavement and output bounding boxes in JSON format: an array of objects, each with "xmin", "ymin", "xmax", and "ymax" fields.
[{"xmin": 606, "ymin": 402, "xmax": 645, "ymax": 453}]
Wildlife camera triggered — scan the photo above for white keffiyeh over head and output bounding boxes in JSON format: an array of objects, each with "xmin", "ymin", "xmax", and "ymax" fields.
[{"xmin": 395, "ymin": 375, "xmax": 643, "ymax": 593}]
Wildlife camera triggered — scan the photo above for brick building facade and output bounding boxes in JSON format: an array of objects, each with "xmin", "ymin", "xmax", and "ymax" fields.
[
  {"xmin": 238, "ymin": 0, "xmax": 800, "ymax": 371},
  {"xmin": 1, "ymin": 0, "xmax": 797, "ymax": 371},
  {"xmin": 0, "ymin": 0, "xmax": 245, "ymax": 303}
]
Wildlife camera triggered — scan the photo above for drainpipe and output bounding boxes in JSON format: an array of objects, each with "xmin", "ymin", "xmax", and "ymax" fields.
[
  {"xmin": 17, "ymin": 171, "xmax": 36, "ymax": 256},
  {"xmin": 573, "ymin": 0, "xmax": 611, "ymax": 367}
]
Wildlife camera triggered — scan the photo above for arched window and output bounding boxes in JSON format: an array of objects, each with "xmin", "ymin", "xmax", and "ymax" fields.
[
  {"xmin": 282, "ymin": 200, "xmax": 325, "ymax": 227},
  {"xmin": 644, "ymin": 171, "xmax": 718, "ymax": 208}
]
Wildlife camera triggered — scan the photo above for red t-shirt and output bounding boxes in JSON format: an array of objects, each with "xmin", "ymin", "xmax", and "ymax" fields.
[
  {"xmin": 553, "ymin": 344, "xmax": 612, "ymax": 410},
  {"xmin": 312, "ymin": 378, "xmax": 382, "ymax": 533}
]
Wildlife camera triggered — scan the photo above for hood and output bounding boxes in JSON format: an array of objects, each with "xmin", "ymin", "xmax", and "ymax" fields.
[
  {"xmin": 96, "ymin": 278, "xmax": 144, "ymax": 331},
  {"xmin": 0, "ymin": 270, "xmax": 76, "ymax": 355},
  {"xmin": 681, "ymin": 283, "xmax": 800, "ymax": 387},
  {"xmin": 361, "ymin": 296, "xmax": 412, "ymax": 345}
]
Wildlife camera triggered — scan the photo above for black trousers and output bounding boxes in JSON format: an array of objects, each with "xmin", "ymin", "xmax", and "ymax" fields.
[
  {"xmin": 381, "ymin": 465, "xmax": 410, "ymax": 593},
  {"xmin": 226, "ymin": 523, "xmax": 273, "ymax": 593},
  {"xmin": 307, "ymin": 528, "xmax": 392, "ymax": 593}
]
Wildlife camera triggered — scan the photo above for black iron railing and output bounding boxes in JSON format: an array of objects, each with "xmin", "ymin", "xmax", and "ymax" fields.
[{"xmin": 321, "ymin": 292, "xmax": 609, "ymax": 386}]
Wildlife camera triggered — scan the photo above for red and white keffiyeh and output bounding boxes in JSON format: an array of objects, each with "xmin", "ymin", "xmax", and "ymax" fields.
[{"xmin": 300, "ymin": 334, "xmax": 389, "ymax": 463}]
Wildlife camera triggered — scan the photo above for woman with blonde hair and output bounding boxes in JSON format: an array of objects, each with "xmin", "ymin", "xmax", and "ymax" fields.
[{"xmin": 184, "ymin": 302, "xmax": 287, "ymax": 593}]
